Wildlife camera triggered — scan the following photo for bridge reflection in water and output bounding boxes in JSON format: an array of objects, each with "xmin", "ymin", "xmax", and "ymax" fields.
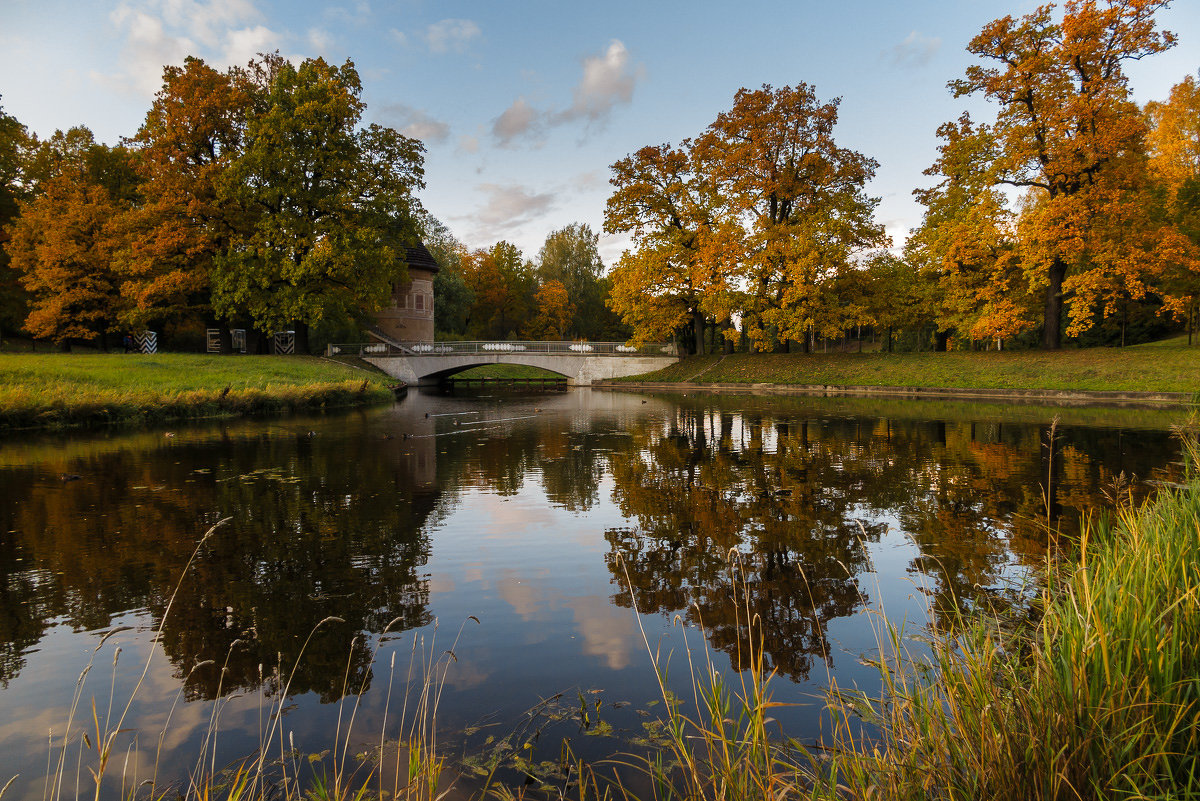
[{"xmin": 328, "ymin": 340, "xmax": 679, "ymax": 386}]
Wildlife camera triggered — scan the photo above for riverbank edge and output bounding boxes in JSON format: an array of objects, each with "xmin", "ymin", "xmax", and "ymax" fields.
[
  {"xmin": 593, "ymin": 380, "xmax": 1196, "ymax": 408},
  {"xmin": 0, "ymin": 380, "xmax": 397, "ymax": 432}
]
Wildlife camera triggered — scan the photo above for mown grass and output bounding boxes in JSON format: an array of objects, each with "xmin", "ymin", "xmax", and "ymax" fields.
[
  {"xmin": 616, "ymin": 342, "xmax": 1200, "ymax": 394},
  {"xmin": 0, "ymin": 353, "xmax": 395, "ymax": 430}
]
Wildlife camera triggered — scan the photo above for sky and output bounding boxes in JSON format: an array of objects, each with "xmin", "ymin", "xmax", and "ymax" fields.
[{"xmin": 1, "ymin": 0, "xmax": 1197, "ymax": 267}]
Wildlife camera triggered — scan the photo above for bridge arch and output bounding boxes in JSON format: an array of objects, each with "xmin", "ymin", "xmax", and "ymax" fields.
[
  {"xmin": 344, "ymin": 342, "xmax": 678, "ymax": 387},
  {"xmin": 419, "ymin": 359, "xmax": 573, "ymax": 384}
]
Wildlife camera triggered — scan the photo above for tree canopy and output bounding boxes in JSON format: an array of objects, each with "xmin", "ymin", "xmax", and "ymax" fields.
[{"xmin": 606, "ymin": 84, "xmax": 886, "ymax": 352}]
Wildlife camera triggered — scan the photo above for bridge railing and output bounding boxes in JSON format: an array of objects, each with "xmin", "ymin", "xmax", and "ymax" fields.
[{"xmin": 327, "ymin": 340, "xmax": 678, "ymax": 358}]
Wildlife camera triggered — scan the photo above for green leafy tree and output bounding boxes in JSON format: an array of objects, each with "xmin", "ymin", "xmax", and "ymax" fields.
[
  {"xmin": 419, "ymin": 212, "xmax": 475, "ymax": 339},
  {"xmin": 212, "ymin": 55, "xmax": 425, "ymax": 353},
  {"xmin": 0, "ymin": 99, "xmax": 31, "ymax": 337},
  {"xmin": 536, "ymin": 223, "xmax": 619, "ymax": 339}
]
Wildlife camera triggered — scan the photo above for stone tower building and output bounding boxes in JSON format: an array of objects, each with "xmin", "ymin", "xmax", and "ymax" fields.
[{"xmin": 373, "ymin": 242, "xmax": 439, "ymax": 343}]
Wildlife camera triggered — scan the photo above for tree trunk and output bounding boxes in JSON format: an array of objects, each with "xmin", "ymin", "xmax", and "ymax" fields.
[
  {"xmin": 294, "ymin": 321, "xmax": 310, "ymax": 355},
  {"xmin": 886, "ymin": 326, "xmax": 893, "ymax": 353},
  {"xmin": 693, "ymin": 309, "xmax": 705, "ymax": 356},
  {"xmin": 935, "ymin": 329, "xmax": 952, "ymax": 352},
  {"xmin": 1043, "ymin": 256, "xmax": 1068, "ymax": 350}
]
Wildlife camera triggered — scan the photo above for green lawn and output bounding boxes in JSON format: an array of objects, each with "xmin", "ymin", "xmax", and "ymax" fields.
[
  {"xmin": 617, "ymin": 341, "xmax": 1200, "ymax": 394},
  {"xmin": 0, "ymin": 353, "xmax": 394, "ymax": 429}
]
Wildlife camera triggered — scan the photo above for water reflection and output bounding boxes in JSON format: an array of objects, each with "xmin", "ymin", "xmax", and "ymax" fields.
[
  {"xmin": 0, "ymin": 390, "xmax": 1186, "ymax": 799},
  {"xmin": 603, "ymin": 403, "xmax": 1179, "ymax": 677}
]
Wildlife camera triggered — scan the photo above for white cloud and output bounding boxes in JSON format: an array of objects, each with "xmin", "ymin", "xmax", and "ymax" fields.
[
  {"xmin": 389, "ymin": 28, "xmax": 408, "ymax": 47},
  {"xmin": 469, "ymin": 183, "xmax": 557, "ymax": 239},
  {"xmin": 307, "ymin": 27, "xmax": 333, "ymax": 54},
  {"xmin": 491, "ymin": 97, "xmax": 542, "ymax": 147},
  {"xmin": 888, "ymin": 31, "xmax": 940, "ymax": 69},
  {"xmin": 490, "ymin": 40, "xmax": 644, "ymax": 148},
  {"xmin": 457, "ymin": 134, "xmax": 480, "ymax": 154},
  {"xmin": 556, "ymin": 39, "xmax": 643, "ymax": 126},
  {"xmin": 425, "ymin": 18, "xmax": 481, "ymax": 54},
  {"xmin": 380, "ymin": 103, "xmax": 451, "ymax": 144},
  {"xmin": 221, "ymin": 24, "xmax": 277, "ymax": 68},
  {"xmin": 98, "ymin": 0, "xmax": 279, "ymax": 96}
]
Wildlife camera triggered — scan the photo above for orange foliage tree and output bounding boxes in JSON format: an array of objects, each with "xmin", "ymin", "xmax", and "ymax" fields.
[
  {"xmin": 694, "ymin": 84, "xmax": 887, "ymax": 350},
  {"xmin": 1146, "ymin": 74, "xmax": 1200, "ymax": 335},
  {"xmin": 908, "ymin": 115, "xmax": 1038, "ymax": 346},
  {"xmin": 461, "ymin": 241, "xmax": 535, "ymax": 339},
  {"xmin": 118, "ymin": 57, "xmax": 253, "ymax": 335},
  {"xmin": 6, "ymin": 129, "xmax": 137, "ymax": 347},
  {"xmin": 946, "ymin": 0, "xmax": 1178, "ymax": 348},
  {"xmin": 605, "ymin": 85, "xmax": 886, "ymax": 352},
  {"xmin": 524, "ymin": 279, "xmax": 575, "ymax": 340}
]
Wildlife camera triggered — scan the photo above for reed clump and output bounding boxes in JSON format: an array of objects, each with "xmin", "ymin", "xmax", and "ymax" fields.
[{"xmin": 806, "ymin": 441, "xmax": 1200, "ymax": 800}]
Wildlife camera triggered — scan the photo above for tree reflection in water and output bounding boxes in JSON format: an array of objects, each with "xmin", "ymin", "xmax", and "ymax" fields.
[
  {"xmin": 603, "ymin": 400, "xmax": 1180, "ymax": 679},
  {"xmin": 0, "ymin": 393, "xmax": 1184, "ymax": 702},
  {"xmin": 0, "ymin": 429, "xmax": 437, "ymax": 698}
]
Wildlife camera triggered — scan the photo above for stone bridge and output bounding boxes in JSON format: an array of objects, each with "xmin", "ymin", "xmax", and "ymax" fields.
[{"xmin": 328, "ymin": 340, "xmax": 679, "ymax": 386}]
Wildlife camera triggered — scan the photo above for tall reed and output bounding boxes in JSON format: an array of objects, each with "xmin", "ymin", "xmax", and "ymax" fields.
[{"xmin": 809, "ymin": 439, "xmax": 1200, "ymax": 800}]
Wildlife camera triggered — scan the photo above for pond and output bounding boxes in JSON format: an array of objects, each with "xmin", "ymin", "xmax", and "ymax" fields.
[{"xmin": 0, "ymin": 389, "xmax": 1187, "ymax": 800}]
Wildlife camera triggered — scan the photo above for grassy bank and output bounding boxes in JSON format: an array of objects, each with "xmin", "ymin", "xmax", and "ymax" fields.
[
  {"xmin": 0, "ymin": 353, "xmax": 395, "ymax": 430},
  {"xmin": 619, "ymin": 341, "xmax": 1200, "ymax": 394}
]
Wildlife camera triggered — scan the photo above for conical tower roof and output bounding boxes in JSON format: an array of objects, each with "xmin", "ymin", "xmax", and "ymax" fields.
[{"xmin": 403, "ymin": 241, "xmax": 440, "ymax": 274}]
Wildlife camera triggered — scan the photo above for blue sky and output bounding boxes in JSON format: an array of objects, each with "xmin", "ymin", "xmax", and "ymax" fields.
[{"xmin": 2, "ymin": 0, "xmax": 1197, "ymax": 264}]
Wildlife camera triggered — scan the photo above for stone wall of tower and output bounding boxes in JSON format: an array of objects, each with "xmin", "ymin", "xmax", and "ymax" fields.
[{"xmin": 375, "ymin": 267, "xmax": 435, "ymax": 342}]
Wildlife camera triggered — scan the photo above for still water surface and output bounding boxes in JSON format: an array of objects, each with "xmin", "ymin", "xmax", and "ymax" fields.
[{"xmin": 0, "ymin": 389, "xmax": 1187, "ymax": 798}]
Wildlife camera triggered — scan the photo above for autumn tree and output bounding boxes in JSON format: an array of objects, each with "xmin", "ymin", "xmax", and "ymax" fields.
[
  {"xmin": 946, "ymin": 0, "xmax": 1177, "ymax": 348},
  {"xmin": 213, "ymin": 55, "xmax": 424, "ymax": 353},
  {"xmin": 461, "ymin": 241, "xmax": 535, "ymax": 339},
  {"xmin": 524, "ymin": 279, "xmax": 574, "ymax": 340},
  {"xmin": 7, "ymin": 129, "xmax": 138, "ymax": 347},
  {"xmin": 605, "ymin": 142, "xmax": 724, "ymax": 352},
  {"xmin": 861, "ymin": 253, "xmax": 938, "ymax": 351},
  {"xmin": 606, "ymin": 85, "xmax": 886, "ymax": 353},
  {"xmin": 118, "ymin": 57, "xmax": 253, "ymax": 338},
  {"xmin": 1146, "ymin": 73, "xmax": 1200, "ymax": 338},
  {"xmin": 908, "ymin": 115, "xmax": 1038, "ymax": 347},
  {"xmin": 694, "ymin": 83, "xmax": 887, "ymax": 351}
]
